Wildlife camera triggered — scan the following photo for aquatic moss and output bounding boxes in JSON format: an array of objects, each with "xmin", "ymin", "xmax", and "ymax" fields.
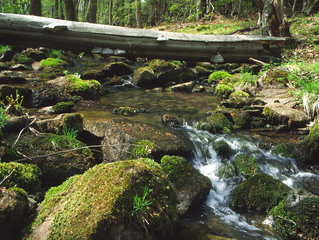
[
  {"xmin": 13, "ymin": 53, "xmax": 34, "ymax": 64},
  {"xmin": 195, "ymin": 113, "xmax": 234, "ymax": 134},
  {"xmin": 66, "ymin": 75, "xmax": 101, "ymax": 98},
  {"xmin": 0, "ymin": 162, "xmax": 41, "ymax": 193},
  {"xmin": 130, "ymin": 140, "xmax": 155, "ymax": 158},
  {"xmin": 28, "ymin": 159, "xmax": 176, "ymax": 240},
  {"xmin": 40, "ymin": 58, "xmax": 67, "ymax": 68},
  {"xmin": 230, "ymin": 173, "xmax": 290, "ymax": 213},
  {"xmin": 270, "ymin": 196, "xmax": 319, "ymax": 240},
  {"xmin": 215, "ymin": 83, "xmax": 234, "ymax": 98},
  {"xmin": 208, "ymin": 71, "xmax": 234, "ymax": 83},
  {"xmin": 52, "ymin": 101, "xmax": 75, "ymax": 114},
  {"xmin": 233, "ymin": 154, "xmax": 260, "ymax": 178}
]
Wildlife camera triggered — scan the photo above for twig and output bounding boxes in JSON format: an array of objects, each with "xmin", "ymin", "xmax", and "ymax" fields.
[
  {"xmin": 0, "ymin": 170, "xmax": 15, "ymax": 186},
  {"xmin": 13, "ymin": 114, "xmax": 37, "ymax": 146}
]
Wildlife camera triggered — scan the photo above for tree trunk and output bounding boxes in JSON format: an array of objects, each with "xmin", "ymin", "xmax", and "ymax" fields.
[
  {"xmin": 59, "ymin": 0, "xmax": 65, "ymax": 19},
  {"xmin": 0, "ymin": 13, "xmax": 286, "ymax": 63},
  {"xmin": 109, "ymin": 0, "xmax": 113, "ymax": 25},
  {"xmin": 86, "ymin": 0, "xmax": 97, "ymax": 23},
  {"xmin": 65, "ymin": 0, "xmax": 77, "ymax": 21},
  {"xmin": 197, "ymin": 0, "xmax": 206, "ymax": 20},
  {"xmin": 30, "ymin": 0, "xmax": 42, "ymax": 16},
  {"xmin": 135, "ymin": 0, "xmax": 142, "ymax": 28},
  {"xmin": 53, "ymin": 0, "xmax": 59, "ymax": 19}
]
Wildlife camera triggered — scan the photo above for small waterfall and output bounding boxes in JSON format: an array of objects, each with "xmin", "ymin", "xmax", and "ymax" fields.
[{"xmin": 185, "ymin": 125, "xmax": 319, "ymax": 240}]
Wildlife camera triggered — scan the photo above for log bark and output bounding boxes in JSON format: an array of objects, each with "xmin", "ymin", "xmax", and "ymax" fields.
[{"xmin": 0, "ymin": 13, "xmax": 287, "ymax": 63}]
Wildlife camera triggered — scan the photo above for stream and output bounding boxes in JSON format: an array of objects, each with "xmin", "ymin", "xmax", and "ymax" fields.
[{"xmin": 76, "ymin": 87, "xmax": 319, "ymax": 240}]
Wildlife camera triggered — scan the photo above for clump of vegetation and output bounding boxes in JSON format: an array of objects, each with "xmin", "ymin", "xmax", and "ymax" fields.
[
  {"xmin": 208, "ymin": 71, "xmax": 234, "ymax": 83},
  {"xmin": 61, "ymin": 125, "xmax": 78, "ymax": 141},
  {"xmin": 230, "ymin": 173, "xmax": 290, "ymax": 213},
  {"xmin": 27, "ymin": 159, "xmax": 176, "ymax": 239},
  {"xmin": 40, "ymin": 58, "xmax": 67, "ymax": 68},
  {"xmin": 233, "ymin": 154, "xmax": 260, "ymax": 178},
  {"xmin": 237, "ymin": 72, "xmax": 259, "ymax": 86},
  {"xmin": 66, "ymin": 75, "xmax": 101, "ymax": 97},
  {"xmin": 5, "ymin": 90, "xmax": 24, "ymax": 116},
  {"xmin": 195, "ymin": 113, "xmax": 234, "ymax": 134},
  {"xmin": 52, "ymin": 101, "xmax": 75, "ymax": 114},
  {"xmin": 229, "ymin": 90, "xmax": 249, "ymax": 99},
  {"xmin": 0, "ymin": 162, "xmax": 41, "ymax": 193},
  {"xmin": 131, "ymin": 140, "xmax": 155, "ymax": 158},
  {"xmin": 12, "ymin": 53, "xmax": 33, "ymax": 64},
  {"xmin": 215, "ymin": 83, "xmax": 235, "ymax": 98}
]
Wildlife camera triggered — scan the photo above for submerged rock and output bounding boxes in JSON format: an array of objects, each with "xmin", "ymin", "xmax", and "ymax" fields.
[
  {"xmin": 230, "ymin": 173, "xmax": 291, "ymax": 213},
  {"xmin": 161, "ymin": 155, "xmax": 212, "ymax": 215},
  {"xmin": 263, "ymin": 102, "xmax": 310, "ymax": 128},
  {"xmin": 26, "ymin": 159, "xmax": 177, "ymax": 240}
]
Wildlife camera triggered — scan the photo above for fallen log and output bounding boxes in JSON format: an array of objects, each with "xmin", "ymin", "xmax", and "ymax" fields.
[{"xmin": 0, "ymin": 13, "xmax": 287, "ymax": 63}]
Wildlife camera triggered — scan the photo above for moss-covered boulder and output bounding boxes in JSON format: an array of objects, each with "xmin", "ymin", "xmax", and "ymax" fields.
[
  {"xmin": 52, "ymin": 101, "xmax": 75, "ymax": 114},
  {"xmin": 0, "ymin": 188, "xmax": 30, "ymax": 240},
  {"xmin": 81, "ymin": 69, "xmax": 105, "ymax": 82},
  {"xmin": 208, "ymin": 71, "xmax": 235, "ymax": 83},
  {"xmin": 35, "ymin": 113, "xmax": 83, "ymax": 134},
  {"xmin": 195, "ymin": 113, "xmax": 234, "ymax": 134},
  {"xmin": 40, "ymin": 58, "xmax": 67, "ymax": 68},
  {"xmin": 270, "ymin": 191, "xmax": 319, "ymax": 240},
  {"xmin": 233, "ymin": 154, "xmax": 260, "ymax": 178},
  {"xmin": 132, "ymin": 66, "xmax": 156, "ymax": 87},
  {"xmin": 271, "ymin": 143, "xmax": 302, "ymax": 160},
  {"xmin": 13, "ymin": 53, "xmax": 34, "ymax": 65},
  {"xmin": 147, "ymin": 59, "xmax": 176, "ymax": 72},
  {"xmin": 258, "ymin": 68, "xmax": 289, "ymax": 87},
  {"xmin": 212, "ymin": 140, "xmax": 232, "ymax": 158},
  {"xmin": 263, "ymin": 103, "xmax": 310, "ymax": 128},
  {"xmin": 84, "ymin": 119, "xmax": 191, "ymax": 162},
  {"xmin": 161, "ymin": 155, "xmax": 211, "ymax": 215},
  {"xmin": 303, "ymin": 122, "xmax": 319, "ymax": 166},
  {"xmin": 230, "ymin": 174, "xmax": 291, "ymax": 213},
  {"xmin": 232, "ymin": 111, "xmax": 251, "ymax": 129},
  {"xmin": 26, "ymin": 159, "xmax": 177, "ymax": 240},
  {"xmin": 0, "ymin": 162, "xmax": 41, "ymax": 193},
  {"xmin": 225, "ymin": 90, "xmax": 251, "ymax": 108},
  {"xmin": 17, "ymin": 133, "xmax": 94, "ymax": 186},
  {"xmin": 103, "ymin": 62, "xmax": 132, "ymax": 76},
  {"xmin": 215, "ymin": 83, "xmax": 235, "ymax": 98}
]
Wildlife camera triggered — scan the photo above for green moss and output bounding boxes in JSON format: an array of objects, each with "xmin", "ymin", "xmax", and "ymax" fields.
[
  {"xmin": 232, "ymin": 111, "xmax": 251, "ymax": 129},
  {"xmin": 13, "ymin": 53, "xmax": 33, "ymax": 64},
  {"xmin": 29, "ymin": 159, "xmax": 176, "ymax": 240},
  {"xmin": 46, "ymin": 49, "xmax": 64, "ymax": 58},
  {"xmin": 212, "ymin": 140, "xmax": 232, "ymax": 158},
  {"xmin": 208, "ymin": 71, "xmax": 234, "ymax": 83},
  {"xmin": 270, "ymin": 196, "xmax": 319, "ymax": 240},
  {"xmin": 66, "ymin": 75, "xmax": 101, "ymax": 97},
  {"xmin": 215, "ymin": 83, "xmax": 234, "ymax": 98},
  {"xmin": 230, "ymin": 174, "xmax": 290, "ymax": 213},
  {"xmin": 233, "ymin": 154, "xmax": 260, "ymax": 178},
  {"xmin": 229, "ymin": 90, "xmax": 249, "ymax": 99},
  {"xmin": 130, "ymin": 140, "xmax": 155, "ymax": 158},
  {"xmin": 0, "ymin": 45, "xmax": 10, "ymax": 54},
  {"xmin": 216, "ymin": 163, "xmax": 237, "ymax": 179},
  {"xmin": 8, "ymin": 187, "xmax": 28, "ymax": 197},
  {"xmin": 271, "ymin": 143, "xmax": 301, "ymax": 159},
  {"xmin": 147, "ymin": 59, "xmax": 176, "ymax": 72},
  {"xmin": 52, "ymin": 102, "xmax": 75, "ymax": 114},
  {"xmin": 40, "ymin": 58, "xmax": 67, "ymax": 68},
  {"xmin": 0, "ymin": 162, "xmax": 41, "ymax": 193},
  {"xmin": 303, "ymin": 122, "xmax": 319, "ymax": 162},
  {"xmin": 195, "ymin": 113, "xmax": 233, "ymax": 134}
]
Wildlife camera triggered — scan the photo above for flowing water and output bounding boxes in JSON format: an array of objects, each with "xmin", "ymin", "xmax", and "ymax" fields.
[{"xmin": 76, "ymin": 87, "xmax": 319, "ymax": 239}]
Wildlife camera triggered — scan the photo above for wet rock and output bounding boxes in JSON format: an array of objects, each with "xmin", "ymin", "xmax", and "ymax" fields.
[
  {"xmin": 233, "ymin": 154, "xmax": 260, "ymax": 178},
  {"xmin": 0, "ymin": 62, "xmax": 10, "ymax": 71},
  {"xmin": 161, "ymin": 114, "xmax": 182, "ymax": 127},
  {"xmin": 34, "ymin": 113, "xmax": 83, "ymax": 134},
  {"xmin": 0, "ymin": 70, "xmax": 27, "ymax": 84},
  {"xmin": 24, "ymin": 48, "xmax": 47, "ymax": 61},
  {"xmin": 195, "ymin": 113, "xmax": 234, "ymax": 134},
  {"xmin": 103, "ymin": 62, "xmax": 133, "ymax": 77},
  {"xmin": 0, "ymin": 188, "xmax": 30, "ymax": 240},
  {"xmin": 84, "ymin": 119, "xmax": 191, "ymax": 162},
  {"xmin": 9, "ymin": 64, "xmax": 32, "ymax": 71},
  {"xmin": 16, "ymin": 133, "xmax": 94, "ymax": 186},
  {"xmin": 161, "ymin": 155, "xmax": 211, "ymax": 215},
  {"xmin": 232, "ymin": 111, "xmax": 251, "ymax": 129},
  {"xmin": 302, "ymin": 122, "xmax": 319, "ymax": 167},
  {"xmin": 263, "ymin": 103, "xmax": 311, "ymax": 128},
  {"xmin": 3, "ymin": 115, "xmax": 29, "ymax": 133},
  {"xmin": 230, "ymin": 173, "xmax": 291, "ymax": 213},
  {"xmin": 192, "ymin": 85, "xmax": 205, "ymax": 93},
  {"xmin": 112, "ymin": 106, "xmax": 147, "ymax": 116},
  {"xmin": 132, "ymin": 66, "xmax": 156, "ymax": 87},
  {"xmin": 0, "ymin": 48, "xmax": 14, "ymax": 62},
  {"xmin": 81, "ymin": 69, "xmax": 105, "ymax": 82},
  {"xmin": 26, "ymin": 159, "xmax": 177, "ymax": 240},
  {"xmin": 170, "ymin": 81, "xmax": 195, "ymax": 92},
  {"xmin": 270, "ymin": 191, "xmax": 319, "ymax": 240},
  {"xmin": 0, "ymin": 85, "xmax": 33, "ymax": 107},
  {"xmin": 212, "ymin": 140, "xmax": 232, "ymax": 158},
  {"xmin": 52, "ymin": 101, "xmax": 75, "ymax": 114}
]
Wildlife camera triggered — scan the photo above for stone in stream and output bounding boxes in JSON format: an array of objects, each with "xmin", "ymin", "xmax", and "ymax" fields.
[
  {"xmin": 25, "ymin": 159, "xmax": 177, "ymax": 240},
  {"xmin": 103, "ymin": 62, "xmax": 133, "ymax": 77},
  {"xmin": 195, "ymin": 112, "xmax": 234, "ymax": 134},
  {"xmin": 263, "ymin": 102, "xmax": 311, "ymax": 128},
  {"xmin": 161, "ymin": 114, "xmax": 182, "ymax": 127},
  {"xmin": 81, "ymin": 69, "xmax": 105, "ymax": 82},
  {"xmin": 132, "ymin": 66, "xmax": 156, "ymax": 87},
  {"xmin": 161, "ymin": 155, "xmax": 212, "ymax": 215},
  {"xmin": 269, "ymin": 190, "xmax": 319, "ymax": 240},
  {"xmin": 0, "ymin": 188, "xmax": 32, "ymax": 240},
  {"xmin": 170, "ymin": 81, "xmax": 195, "ymax": 93},
  {"xmin": 84, "ymin": 119, "xmax": 191, "ymax": 162}
]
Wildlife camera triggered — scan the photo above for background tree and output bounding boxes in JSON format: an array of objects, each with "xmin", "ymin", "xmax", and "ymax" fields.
[
  {"xmin": 136, "ymin": 0, "xmax": 142, "ymax": 27},
  {"xmin": 30, "ymin": 0, "xmax": 42, "ymax": 16}
]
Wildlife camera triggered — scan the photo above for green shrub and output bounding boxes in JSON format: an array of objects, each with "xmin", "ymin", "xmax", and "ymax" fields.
[
  {"xmin": 208, "ymin": 71, "xmax": 234, "ymax": 83},
  {"xmin": 5, "ymin": 90, "xmax": 24, "ymax": 116},
  {"xmin": 0, "ymin": 162, "xmax": 41, "ymax": 193},
  {"xmin": 40, "ymin": 58, "xmax": 67, "ymax": 68}
]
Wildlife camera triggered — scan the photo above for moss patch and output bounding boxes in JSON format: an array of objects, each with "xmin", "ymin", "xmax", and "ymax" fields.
[
  {"xmin": 215, "ymin": 83, "xmax": 235, "ymax": 98},
  {"xmin": 130, "ymin": 140, "xmax": 156, "ymax": 158},
  {"xmin": 52, "ymin": 102, "xmax": 75, "ymax": 114},
  {"xmin": 233, "ymin": 154, "xmax": 260, "ymax": 178},
  {"xmin": 195, "ymin": 113, "xmax": 233, "ymax": 134},
  {"xmin": 271, "ymin": 143, "xmax": 301, "ymax": 160},
  {"xmin": 40, "ymin": 58, "xmax": 67, "ymax": 68},
  {"xmin": 0, "ymin": 162, "xmax": 41, "ymax": 193},
  {"xmin": 13, "ymin": 53, "xmax": 34, "ymax": 64},
  {"xmin": 66, "ymin": 75, "xmax": 101, "ymax": 98},
  {"xmin": 147, "ymin": 59, "xmax": 176, "ymax": 72},
  {"xmin": 230, "ymin": 174, "xmax": 290, "ymax": 213},
  {"xmin": 303, "ymin": 121, "xmax": 319, "ymax": 164},
  {"xmin": 28, "ymin": 159, "xmax": 176, "ymax": 240},
  {"xmin": 208, "ymin": 71, "xmax": 234, "ymax": 83}
]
